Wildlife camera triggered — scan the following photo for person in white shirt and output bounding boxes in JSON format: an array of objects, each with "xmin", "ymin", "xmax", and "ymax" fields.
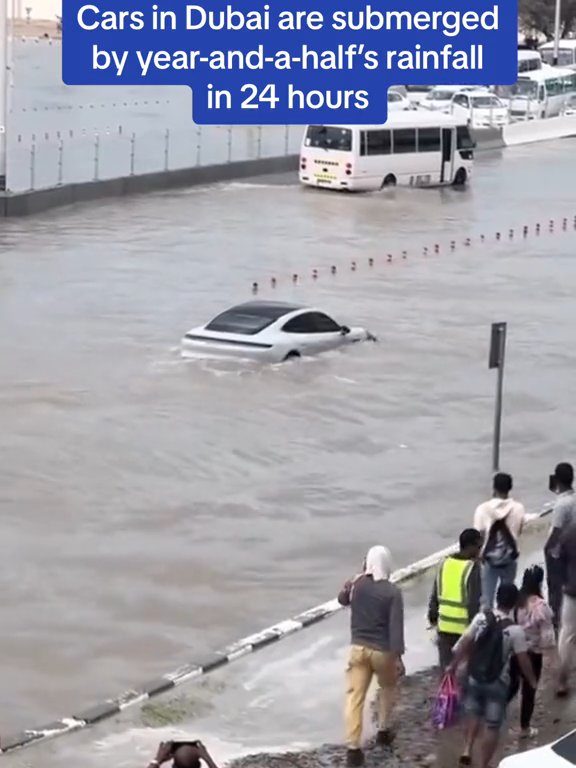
[{"xmin": 474, "ymin": 473, "xmax": 536, "ymax": 608}]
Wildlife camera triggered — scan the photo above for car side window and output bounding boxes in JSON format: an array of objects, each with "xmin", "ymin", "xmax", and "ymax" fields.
[
  {"xmin": 454, "ymin": 95, "xmax": 467, "ymax": 106},
  {"xmin": 283, "ymin": 312, "xmax": 341, "ymax": 334}
]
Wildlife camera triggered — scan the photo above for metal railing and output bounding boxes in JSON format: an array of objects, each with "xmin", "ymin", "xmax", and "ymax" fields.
[{"xmin": 5, "ymin": 123, "xmax": 302, "ymax": 193}]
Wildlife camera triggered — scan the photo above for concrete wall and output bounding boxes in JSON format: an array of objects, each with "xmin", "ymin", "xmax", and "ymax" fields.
[
  {"xmin": 0, "ymin": 127, "xmax": 507, "ymax": 219},
  {"xmin": 0, "ymin": 154, "xmax": 299, "ymax": 217},
  {"xmin": 504, "ymin": 115, "xmax": 576, "ymax": 146}
]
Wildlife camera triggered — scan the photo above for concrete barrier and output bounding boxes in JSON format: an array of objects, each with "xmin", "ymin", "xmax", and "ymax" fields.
[
  {"xmin": 0, "ymin": 506, "xmax": 552, "ymax": 755},
  {"xmin": 0, "ymin": 154, "xmax": 299, "ymax": 218},
  {"xmin": 504, "ymin": 115, "xmax": 576, "ymax": 146}
]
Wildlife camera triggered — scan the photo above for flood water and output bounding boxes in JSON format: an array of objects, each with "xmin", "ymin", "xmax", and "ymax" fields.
[{"xmin": 1, "ymin": 138, "xmax": 576, "ymax": 763}]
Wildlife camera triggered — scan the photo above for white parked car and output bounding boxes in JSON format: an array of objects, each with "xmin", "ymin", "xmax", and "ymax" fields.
[
  {"xmin": 450, "ymin": 90, "xmax": 510, "ymax": 127},
  {"xmin": 420, "ymin": 85, "xmax": 478, "ymax": 112},
  {"xmin": 181, "ymin": 301, "xmax": 375, "ymax": 362},
  {"xmin": 499, "ymin": 729, "xmax": 576, "ymax": 767},
  {"xmin": 387, "ymin": 90, "xmax": 413, "ymax": 111}
]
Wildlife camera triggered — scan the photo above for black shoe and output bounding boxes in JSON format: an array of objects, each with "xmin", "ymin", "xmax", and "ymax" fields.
[
  {"xmin": 346, "ymin": 749, "xmax": 364, "ymax": 767},
  {"xmin": 376, "ymin": 729, "xmax": 395, "ymax": 747}
]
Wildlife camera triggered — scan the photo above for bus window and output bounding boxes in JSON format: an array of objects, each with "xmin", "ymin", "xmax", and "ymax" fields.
[
  {"xmin": 304, "ymin": 126, "xmax": 352, "ymax": 151},
  {"xmin": 393, "ymin": 128, "xmax": 416, "ymax": 153},
  {"xmin": 362, "ymin": 130, "xmax": 392, "ymax": 156},
  {"xmin": 456, "ymin": 125, "xmax": 475, "ymax": 150},
  {"xmin": 417, "ymin": 127, "xmax": 441, "ymax": 152}
]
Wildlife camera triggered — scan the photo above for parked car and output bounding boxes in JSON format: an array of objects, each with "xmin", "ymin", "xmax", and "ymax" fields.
[
  {"xmin": 499, "ymin": 728, "xmax": 576, "ymax": 767},
  {"xmin": 450, "ymin": 90, "xmax": 510, "ymax": 128},
  {"xmin": 420, "ymin": 85, "xmax": 478, "ymax": 112},
  {"xmin": 181, "ymin": 301, "xmax": 376, "ymax": 362},
  {"xmin": 388, "ymin": 90, "xmax": 413, "ymax": 111}
]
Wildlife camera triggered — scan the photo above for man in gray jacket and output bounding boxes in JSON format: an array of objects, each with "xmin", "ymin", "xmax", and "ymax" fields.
[{"xmin": 338, "ymin": 545, "xmax": 405, "ymax": 767}]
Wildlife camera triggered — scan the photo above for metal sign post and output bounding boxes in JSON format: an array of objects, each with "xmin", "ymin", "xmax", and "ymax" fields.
[
  {"xmin": 0, "ymin": 0, "xmax": 7, "ymax": 191},
  {"xmin": 489, "ymin": 322, "xmax": 507, "ymax": 473}
]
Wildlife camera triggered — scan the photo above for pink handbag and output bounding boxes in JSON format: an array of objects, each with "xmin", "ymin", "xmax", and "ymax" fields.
[{"xmin": 431, "ymin": 673, "xmax": 460, "ymax": 730}]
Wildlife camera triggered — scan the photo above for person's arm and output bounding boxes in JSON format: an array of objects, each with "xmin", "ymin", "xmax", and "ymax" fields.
[
  {"xmin": 390, "ymin": 586, "xmax": 405, "ymax": 657},
  {"xmin": 467, "ymin": 563, "xmax": 482, "ymax": 622},
  {"xmin": 428, "ymin": 572, "xmax": 439, "ymax": 626},
  {"xmin": 197, "ymin": 743, "xmax": 220, "ymax": 768},
  {"xmin": 338, "ymin": 574, "xmax": 363, "ymax": 606},
  {"xmin": 446, "ymin": 633, "xmax": 474, "ymax": 674},
  {"xmin": 516, "ymin": 651, "xmax": 538, "ymax": 689},
  {"xmin": 545, "ymin": 501, "xmax": 566, "ymax": 554},
  {"xmin": 147, "ymin": 742, "xmax": 173, "ymax": 768}
]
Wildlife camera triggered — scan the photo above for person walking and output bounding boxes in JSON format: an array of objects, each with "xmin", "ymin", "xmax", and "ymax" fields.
[
  {"xmin": 447, "ymin": 583, "xmax": 538, "ymax": 768},
  {"xmin": 544, "ymin": 462, "xmax": 576, "ymax": 630},
  {"xmin": 338, "ymin": 545, "xmax": 405, "ymax": 767},
  {"xmin": 428, "ymin": 528, "xmax": 483, "ymax": 670},
  {"xmin": 474, "ymin": 472, "xmax": 534, "ymax": 608},
  {"xmin": 508, "ymin": 566, "xmax": 556, "ymax": 737},
  {"xmin": 557, "ymin": 520, "xmax": 576, "ymax": 696}
]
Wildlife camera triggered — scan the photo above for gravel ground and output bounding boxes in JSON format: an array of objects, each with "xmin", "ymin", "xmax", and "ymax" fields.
[{"xmin": 229, "ymin": 662, "xmax": 576, "ymax": 768}]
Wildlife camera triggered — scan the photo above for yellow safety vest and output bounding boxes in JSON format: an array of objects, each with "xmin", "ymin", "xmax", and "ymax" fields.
[{"xmin": 437, "ymin": 557, "xmax": 474, "ymax": 636}]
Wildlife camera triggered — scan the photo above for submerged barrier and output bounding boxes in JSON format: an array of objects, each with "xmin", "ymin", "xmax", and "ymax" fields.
[
  {"xmin": 0, "ymin": 506, "xmax": 552, "ymax": 755},
  {"xmin": 250, "ymin": 213, "xmax": 576, "ymax": 295}
]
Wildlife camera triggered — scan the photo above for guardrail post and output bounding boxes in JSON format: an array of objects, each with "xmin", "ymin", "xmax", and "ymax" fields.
[
  {"xmin": 130, "ymin": 132, "xmax": 135, "ymax": 175},
  {"xmin": 284, "ymin": 125, "xmax": 289, "ymax": 155},
  {"xmin": 93, "ymin": 132, "xmax": 100, "ymax": 181},
  {"xmin": 227, "ymin": 125, "xmax": 232, "ymax": 163},
  {"xmin": 30, "ymin": 133, "xmax": 36, "ymax": 190},
  {"xmin": 57, "ymin": 136, "xmax": 64, "ymax": 185},
  {"xmin": 257, "ymin": 125, "xmax": 262, "ymax": 159},
  {"xmin": 196, "ymin": 125, "xmax": 201, "ymax": 166},
  {"xmin": 164, "ymin": 128, "xmax": 170, "ymax": 171}
]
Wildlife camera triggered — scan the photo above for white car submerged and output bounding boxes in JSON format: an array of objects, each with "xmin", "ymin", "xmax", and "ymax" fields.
[
  {"xmin": 181, "ymin": 301, "xmax": 375, "ymax": 363},
  {"xmin": 499, "ymin": 729, "xmax": 576, "ymax": 767}
]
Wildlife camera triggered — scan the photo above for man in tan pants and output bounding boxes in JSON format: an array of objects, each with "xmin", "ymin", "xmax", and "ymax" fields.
[{"xmin": 338, "ymin": 545, "xmax": 405, "ymax": 767}]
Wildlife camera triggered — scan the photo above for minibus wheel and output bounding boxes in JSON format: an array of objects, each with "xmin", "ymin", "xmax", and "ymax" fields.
[
  {"xmin": 381, "ymin": 174, "xmax": 397, "ymax": 188},
  {"xmin": 453, "ymin": 168, "xmax": 467, "ymax": 187}
]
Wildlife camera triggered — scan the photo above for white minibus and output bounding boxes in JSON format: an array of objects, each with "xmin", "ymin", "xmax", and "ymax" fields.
[{"xmin": 299, "ymin": 112, "xmax": 475, "ymax": 192}]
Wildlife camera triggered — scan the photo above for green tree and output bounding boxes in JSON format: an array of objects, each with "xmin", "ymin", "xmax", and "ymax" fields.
[{"xmin": 519, "ymin": 0, "xmax": 576, "ymax": 39}]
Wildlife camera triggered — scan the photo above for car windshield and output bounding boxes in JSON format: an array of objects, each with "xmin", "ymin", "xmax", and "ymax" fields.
[
  {"xmin": 429, "ymin": 91, "xmax": 454, "ymax": 101},
  {"xmin": 552, "ymin": 730, "xmax": 576, "ymax": 763},
  {"xmin": 305, "ymin": 125, "xmax": 352, "ymax": 151},
  {"xmin": 471, "ymin": 96, "xmax": 502, "ymax": 107},
  {"xmin": 511, "ymin": 80, "xmax": 539, "ymax": 97},
  {"xmin": 205, "ymin": 303, "xmax": 297, "ymax": 335}
]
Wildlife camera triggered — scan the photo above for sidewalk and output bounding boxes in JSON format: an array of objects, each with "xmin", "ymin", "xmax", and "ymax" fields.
[{"xmin": 229, "ymin": 661, "xmax": 576, "ymax": 768}]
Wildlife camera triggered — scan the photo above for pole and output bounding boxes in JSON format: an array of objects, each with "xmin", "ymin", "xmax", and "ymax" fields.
[
  {"xmin": 553, "ymin": 0, "xmax": 562, "ymax": 66},
  {"xmin": 489, "ymin": 322, "xmax": 507, "ymax": 473},
  {"xmin": 0, "ymin": 0, "xmax": 7, "ymax": 190}
]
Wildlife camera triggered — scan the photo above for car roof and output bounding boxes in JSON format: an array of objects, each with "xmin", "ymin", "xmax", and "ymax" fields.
[{"xmin": 225, "ymin": 301, "xmax": 305, "ymax": 318}]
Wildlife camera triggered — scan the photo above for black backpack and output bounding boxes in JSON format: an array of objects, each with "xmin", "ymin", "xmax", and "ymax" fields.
[
  {"xmin": 469, "ymin": 611, "xmax": 514, "ymax": 684},
  {"xmin": 482, "ymin": 515, "xmax": 519, "ymax": 568}
]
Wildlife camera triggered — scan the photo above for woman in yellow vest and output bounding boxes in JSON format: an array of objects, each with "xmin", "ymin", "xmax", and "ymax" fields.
[{"xmin": 428, "ymin": 529, "xmax": 483, "ymax": 670}]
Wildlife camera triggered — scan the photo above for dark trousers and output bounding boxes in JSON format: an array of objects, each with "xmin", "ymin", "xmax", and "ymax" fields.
[
  {"xmin": 546, "ymin": 553, "xmax": 564, "ymax": 631},
  {"xmin": 437, "ymin": 632, "xmax": 460, "ymax": 670},
  {"xmin": 508, "ymin": 651, "xmax": 544, "ymax": 730}
]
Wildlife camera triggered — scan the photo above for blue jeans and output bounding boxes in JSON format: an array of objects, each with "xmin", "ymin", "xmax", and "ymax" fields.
[
  {"xmin": 465, "ymin": 677, "xmax": 509, "ymax": 730},
  {"xmin": 481, "ymin": 561, "xmax": 518, "ymax": 609}
]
